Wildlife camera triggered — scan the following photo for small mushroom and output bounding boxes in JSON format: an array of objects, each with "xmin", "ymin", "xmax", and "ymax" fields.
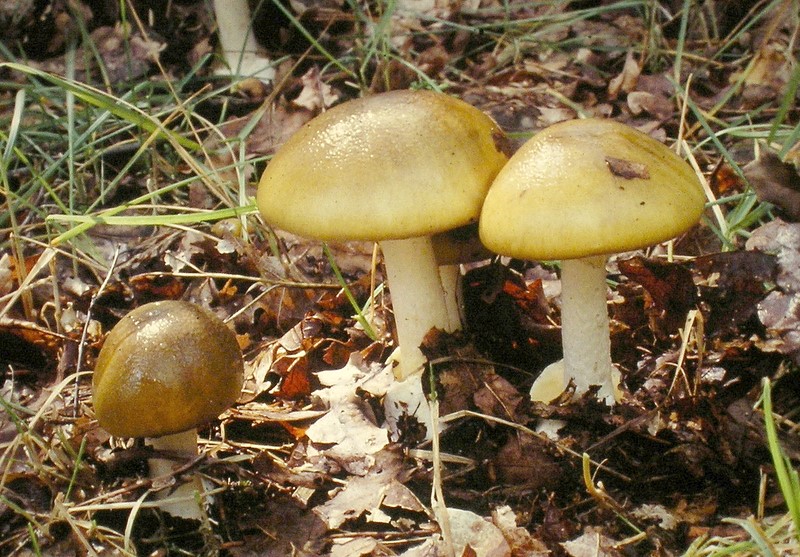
[
  {"xmin": 479, "ymin": 118, "xmax": 705, "ymax": 404},
  {"xmin": 92, "ymin": 300, "xmax": 244, "ymax": 519},
  {"xmin": 257, "ymin": 89, "xmax": 509, "ymax": 380}
]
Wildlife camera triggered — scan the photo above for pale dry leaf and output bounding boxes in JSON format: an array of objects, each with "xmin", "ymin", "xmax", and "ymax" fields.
[
  {"xmin": 446, "ymin": 508, "xmax": 511, "ymax": 557},
  {"xmin": 492, "ymin": 506, "xmax": 551, "ymax": 557},
  {"xmin": 313, "ymin": 448, "xmax": 404, "ymax": 529},
  {"xmin": 626, "ymin": 91, "xmax": 673, "ymax": 120},
  {"xmin": 330, "ymin": 537, "xmax": 378, "ymax": 557},
  {"xmin": 755, "ymin": 292, "xmax": 800, "ymax": 362},
  {"xmin": 0, "ymin": 253, "xmax": 12, "ymax": 299},
  {"xmin": 561, "ymin": 530, "xmax": 623, "ymax": 557},
  {"xmin": 398, "ymin": 538, "xmax": 439, "ymax": 557},
  {"xmin": 382, "ymin": 478, "xmax": 427, "ymax": 513},
  {"xmin": 306, "ymin": 355, "xmax": 389, "ymax": 472},
  {"xmin": 538, "ymin": 107, "xmax": 574, "ymax": 126},
  {"xmin": 745, "ymin": 219, "xmax": 800, "ymax": 292},
  {"xmin": 608, "ymin": 50, "xmax": 640, "ymax": 99},
  {"xmin": 630, "ymin": 503, "xmax": 678, "ymax": 530},
  {"xmin": 292, "ymin": 66, "xmax": 339, "ymax": 112}
]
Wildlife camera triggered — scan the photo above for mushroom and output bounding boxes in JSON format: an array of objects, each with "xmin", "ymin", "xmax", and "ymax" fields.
[
  {"xmin": 257, "ymin": 89, "xmax": 510, "ymax": 381},
  {"xmin": 92, "ymin": 300, "xmax": 244, "ymax": 519},
  {"xmin": 479, "ymin": 118, "xmax": 705, "ymax": 404}
]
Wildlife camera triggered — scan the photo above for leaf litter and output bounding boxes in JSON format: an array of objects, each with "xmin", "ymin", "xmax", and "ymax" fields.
[{"xmin": 1, "ymin": 0, "xmax": 800, "ymax": 555}]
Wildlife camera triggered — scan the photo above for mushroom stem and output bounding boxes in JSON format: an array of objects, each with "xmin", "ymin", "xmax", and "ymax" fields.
[
  {"xmin": 560, "ymin": 255, "xmax": 618, "ymax": 404},
  {"xmin": 213, "ymin": 0, "xmax": 274, "ymax": 81},
  {"xmin": 146, "ymin": 430, "xmax": 205, "ymax": 520},
  {"xmin": 380, "ymin": 237, "xmax": 456, "ymax": 380}
]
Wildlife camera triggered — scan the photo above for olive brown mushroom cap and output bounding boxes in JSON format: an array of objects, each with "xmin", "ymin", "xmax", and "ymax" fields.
[
  {"xmin": 92, "ymin": 301, "xmax": 244, "ymax": 439},
  {"xmin": 479, "ymin": 118, "xmax": 706, "ymax": 260},
  {"xmin": 257, "ymin": 89, "xmax": 510, "ymax": 241}
]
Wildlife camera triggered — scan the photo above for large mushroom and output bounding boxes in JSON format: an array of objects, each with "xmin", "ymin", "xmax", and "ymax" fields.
[
  {"xmin": 257, "ymin": 89, "xmax": 510, "ymax": 381},
  {"xmin": 92, "ymin": 300, "xmax": 244, "ymax": 519},
  {"xmin": 479, "ymin": 118, "xmax": 705, "ymax": 404}
]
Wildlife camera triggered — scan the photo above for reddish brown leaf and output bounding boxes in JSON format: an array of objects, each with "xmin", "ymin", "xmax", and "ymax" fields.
[
  {"xmin": 129, "ymin": 274, "xmax": 185, "ymax": 299},
  {"xmin": 693, "ymin": 251, "xmax": 776, "ymax": 334},
  {"xmin": 0, "ymin": 319, "xmax": 64, "ymax": 370},
  {"xmin": 710, "ymin": 162, "xmax": 744, "ymax": 196},
  {"xmin": 744, "ymin": 151, "xmax": 800, "ymax": 221},
  {"xmin": 618, "ymin": 256, "xmax": 696, "ymax": 335},
  {"xmin": 278, "ymin": 359, "xmax": 311, "ymax": 400}
]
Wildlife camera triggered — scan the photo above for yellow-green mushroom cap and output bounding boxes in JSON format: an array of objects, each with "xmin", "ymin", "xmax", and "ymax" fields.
[
  {"xmin": 92, "ymin": 301, "xmax": 244, "ymax": 439},
  {"xmin": 479, "ymin": 118, "xmax": 706, "ymax": 261},
  {"xmin": 257, "ymin": 89, "xmax": 510, "ymax": 241}
]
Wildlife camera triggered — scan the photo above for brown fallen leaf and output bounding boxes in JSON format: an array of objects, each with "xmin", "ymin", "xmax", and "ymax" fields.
[
  {"xmin": 490, "ymin": 434, "xmax": 561, "ymax": 489},
  {"xmin": 692, "ymin": 251, "xmax": 776, "ymax": 335},
  {"xmin": 0, "ymin": 318, "xmax": 65, "ymax": 370},
  {"xmin": 607, "ymin": 49, "xmax": 640, "ymax": 99},
  {"xmin": 561, "ymin": 529, "xmax": 624, "ymax": 557},
  {"xmin": 618, "ymin": 256, "xmax": 696, "ymax": 337},
  {"xmin": 744, "ymin": 151, "xmax": 800, "ymax": 221}
]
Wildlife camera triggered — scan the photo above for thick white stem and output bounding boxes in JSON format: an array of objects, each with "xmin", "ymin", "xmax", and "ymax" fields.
[
  {"xmin": 560, "ymin": 256, "xmax": 618, "ymax": 404},
  {"xmin": 146, "ymin": 430, "xmax": 205, "ymax": 520},
  {"xmin": 214, "ymin": 0, "xmax": 259, "ymax": 62},
  {"xmin": 380, "ymin": 237, "xmax": 454, "ymax": 380},
  {"xmin": 213, "ymin": 0, "xmax": 274, "ymax": 81}
]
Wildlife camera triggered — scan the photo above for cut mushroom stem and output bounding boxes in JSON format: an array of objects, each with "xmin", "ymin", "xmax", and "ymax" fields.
[
  {"xmin": 146, "ymin": 430, "xmax": 205, "ymax": 520},
  {"xmin": 560, "ymin": 256, "xmax": 617, "ymax": 403},
  {"xmin": 213, "ymin": 0, "xmax": 274, "ymax": 81},
  {"xmin": 380, "ymin": 236, "xmax": 456, "ymax": 380}
]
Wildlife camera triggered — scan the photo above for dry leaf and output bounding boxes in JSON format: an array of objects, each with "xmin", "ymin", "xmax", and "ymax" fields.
[
  {"xmin": 313, "ymin": 448, "xmax": 404, "ymax": 529},
  {"xmin": 447, "ymin": 508, "xmax": 511, "ymax": 557},
  {"xmin": 306, "ymin": 356, "xmax": 389, "ymax": 471},
  {"xmin": 744, "ymin": 151, "xmax": 800, "ymax": 220},
  {"xmin": 607, "ymin": 50, "xmax": 640, "ymax": 99},
  {"xmin": 561, "ymin": 530, "xmax": 623, "ymax": 557},
  {"xmin": 626, "ymin": 90, "xmax": 673, "ymax": 120},
  {"xmin": 292, "ymin": 66, "xmax": 339, "ymax": 112}
]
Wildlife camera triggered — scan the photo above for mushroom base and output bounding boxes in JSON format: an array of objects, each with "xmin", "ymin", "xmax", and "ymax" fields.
[
  {"xmin": 213, "ymin": 0, "xmax": 275, "ymax": 82},
  {"xmin": 146, "ymin": 430, "xmax": 206, "ymax": 520},
  {"xmin": 380, "ymin": 236, "xmax": 456, "ymax": 380}
]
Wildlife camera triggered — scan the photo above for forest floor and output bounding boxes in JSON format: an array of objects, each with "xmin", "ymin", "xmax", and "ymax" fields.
[{"xmin": 1, "ymin": 0, "xmax": 800, "ymax": 555}]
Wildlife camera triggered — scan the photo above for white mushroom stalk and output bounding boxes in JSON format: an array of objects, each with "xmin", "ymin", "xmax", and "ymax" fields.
[
  {"xmin": 213, "ymin": 0, "xmax": 275, "ymax": 82},
  {"xmin": 146, "ymin": 431, "xmax": 206, "ymax": 520},
  {"xmin": 559, "ymin": 256, "xmax": 617, "ymax": 403},
  {"xmin": 380, "ymin": 237, "xmax": 456, "ymax": 379}
]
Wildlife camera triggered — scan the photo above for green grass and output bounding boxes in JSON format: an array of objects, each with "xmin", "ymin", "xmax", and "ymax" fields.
[{"xmin": 682, "ymin": 379, "xmax": 800, "ymax": 556}]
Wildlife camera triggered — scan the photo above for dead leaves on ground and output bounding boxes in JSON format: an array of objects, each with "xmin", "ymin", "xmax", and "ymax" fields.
[{"xmin": 3, "ymin": 217, "xmax": 797, "ymax": 554}]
